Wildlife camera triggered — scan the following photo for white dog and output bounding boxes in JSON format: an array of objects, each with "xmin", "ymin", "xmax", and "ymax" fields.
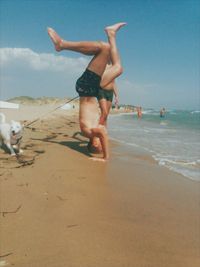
[{"xmin": 0, "ymin": 113, "xmax": 23, "ymax": 156}]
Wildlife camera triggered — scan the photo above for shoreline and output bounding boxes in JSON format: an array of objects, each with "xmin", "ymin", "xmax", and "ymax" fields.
[
  {"xmin": 108, "ymin": 110, "xmax": 200, "ymax": 182},
  {"xmin": 0, "ymin": 105, "xmax": 199, "ymax": 267}
]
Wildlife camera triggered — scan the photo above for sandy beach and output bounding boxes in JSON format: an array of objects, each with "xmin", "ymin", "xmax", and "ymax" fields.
[{"xmin": 0, "ymin": 104, "xmax": 199, "ymax": 267}]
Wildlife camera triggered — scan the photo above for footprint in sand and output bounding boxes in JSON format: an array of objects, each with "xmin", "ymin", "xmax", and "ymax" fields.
[
  {"xmin": 23, "ymin": 143, "xmax": 35, "ymax": 150},
  {"xmin": 34, "ymin": 150, "xmax": 45, "ymax": 154},
  {"xmin": 43, "ymin": 134, "xmax": 57, "ymax": 141}
]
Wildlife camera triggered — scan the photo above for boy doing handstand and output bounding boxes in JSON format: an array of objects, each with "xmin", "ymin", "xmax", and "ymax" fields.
[{"xmin": 47, "ymin": 22, "xmax": 126, "ymax": 161}]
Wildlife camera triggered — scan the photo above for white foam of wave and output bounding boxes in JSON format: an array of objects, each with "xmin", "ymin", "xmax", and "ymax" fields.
[
  {"xmin": 109, "ymin": 136, "xmax": 140, "ymax": 148},
  {"xmin": 160, "ymin": 121, "xmax": 168, "ymax": 126},
  {"xmin": 154, "ymin": 157, "xmax": 197, "ymax": 166},
  {"xmin": 168, "ymin": 112, "xmax": 177, "ymax": 115},
  {"xmin": 109, "ymin": 128, "xmax": 135, "ymax": 132},
  {"xmin": 153, "ymin": 156, "xmax": 200, "ymax": 181},
  {"xmin": 142, "ymin": 110, "xmax": 159, "ymax": 115},
  {"xmin": 110, "ymin": 113, "xmax": 133, "ymax": 118},
  {"xmin": 168, "ymin": 165, "xmax": 200, "ymax": 181},
  {"xmin": 144, "ymin": 126, "xmax": 173, "ymax": 133},
  {"xmin": 191, "ymin": 110, "xmax": 200, "ymax": 114}
]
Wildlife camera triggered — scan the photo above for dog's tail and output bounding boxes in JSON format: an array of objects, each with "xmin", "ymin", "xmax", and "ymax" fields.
[{"xmin": 0, "ymin": 112, "xmax": 6, "ymax": 123}]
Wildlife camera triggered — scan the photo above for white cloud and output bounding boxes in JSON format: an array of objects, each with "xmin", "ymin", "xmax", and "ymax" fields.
[
  {"xmin": 1, "ymin": 48, "xmax": 197, "ymax": 109},
  {"xmin": 118, "ymin": 79, "xmax": 159, "ymax": 94},
  {"xmin": 0, "ymin": 48, "xmax": 89, "ymax": 72},
  {"xmin": 0, "ymin": 47, "xmax": 91, "ymax": 100},
  {"xmin": 0, "ymin": 49, "xmax": 164, "ymax": 107}
]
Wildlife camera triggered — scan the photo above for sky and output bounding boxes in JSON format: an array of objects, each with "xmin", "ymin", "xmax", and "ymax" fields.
[{"xmin": 0, "ymin": 0, "xmax": 199, "ymax": 110}]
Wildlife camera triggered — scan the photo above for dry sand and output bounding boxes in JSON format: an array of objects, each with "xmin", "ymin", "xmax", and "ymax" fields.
[{"xmin": 0, "ymin": 105, "xmax": 199, "ymax": 267}]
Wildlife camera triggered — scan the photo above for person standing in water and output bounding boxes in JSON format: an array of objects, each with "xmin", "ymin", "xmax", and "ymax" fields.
[
  {"xmin": 137, "ymin": 106, "xmax": 142, "ymax": 119},
  {"xmin": 160, "ymin": 108, "xmax": 166, "ymax": 118}
]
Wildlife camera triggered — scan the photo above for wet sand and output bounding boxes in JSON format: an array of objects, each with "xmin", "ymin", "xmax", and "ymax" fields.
[{"xmin": 0, "ymin": 105, "xmax": 199, "ymax": 267}]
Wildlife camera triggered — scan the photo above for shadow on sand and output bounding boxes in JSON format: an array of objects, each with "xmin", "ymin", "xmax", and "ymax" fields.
[{"xmin": 31, "ymin": 131, "xmax": 91, "ymax": 158}]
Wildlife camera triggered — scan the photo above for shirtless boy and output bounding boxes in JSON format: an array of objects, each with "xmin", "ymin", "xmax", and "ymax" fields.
[{"xmin": 47, "ymin": 22, "xmax": 126, "ymax": 161}]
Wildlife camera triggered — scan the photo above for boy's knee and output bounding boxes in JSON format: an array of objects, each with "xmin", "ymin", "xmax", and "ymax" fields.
[
  {"xmin": 115, "ymin": 64, "xmax": 123, "ymax": 76},
  {"xmin": 99, "ymin": 42, "xmax": 110, "ymax": 54},
  {"xmin": 98, "ymin": 125, "xmax": 107, "ymax": 134}
]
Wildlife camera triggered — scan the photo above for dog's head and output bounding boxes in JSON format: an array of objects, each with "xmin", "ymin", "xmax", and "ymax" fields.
[{"xmin": 10, "ymin": 120, "xmax": 23, "ymax": 136}]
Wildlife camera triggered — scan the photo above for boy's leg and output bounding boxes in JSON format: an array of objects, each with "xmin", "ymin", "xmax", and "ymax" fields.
[
  {"xmin": 47, "ymin": 27, "xmax": 110, "ymax": 76},
  {"xmin": 47, "ymin": 22, "xmax": 126, "ymax": 77},
  {"xmin": 99, "ymin": 98, "xmax": 112, "ymax": 126},
  {"xmin": 100, "ymin": 22, "xmax": 126, "ymax": 88},
  {"xmin": 48, "ymin": 27, "xmax": 104, "ymax": 54}
]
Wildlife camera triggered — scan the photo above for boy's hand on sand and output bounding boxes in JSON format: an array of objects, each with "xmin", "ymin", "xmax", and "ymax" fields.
[
  {"xmin": 89, "ymin": 157, "xmax": 106, "ymax": 162},
  {"xmin": 97, "ymin": 124, "xmax": 107, "ymax": 134}
]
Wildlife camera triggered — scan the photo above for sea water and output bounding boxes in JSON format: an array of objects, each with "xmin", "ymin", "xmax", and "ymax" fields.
[{"xmin": 108, "ymin": 110, "xmax": 200, "ymax": 181}]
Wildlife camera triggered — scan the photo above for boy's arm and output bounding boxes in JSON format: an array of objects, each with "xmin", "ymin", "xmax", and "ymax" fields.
[{"xmin": 91, "ymin": 126, "xmax": 109, "ymax": 160}]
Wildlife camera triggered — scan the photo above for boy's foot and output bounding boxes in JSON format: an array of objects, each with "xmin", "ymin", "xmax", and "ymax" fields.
[
  {"xmin": 105, "ymin": 22, "xmax": 127, "ymax": 35},
  {"xmin": 47, "ymin": 27, "xmax": 62, "ymax": 51}
]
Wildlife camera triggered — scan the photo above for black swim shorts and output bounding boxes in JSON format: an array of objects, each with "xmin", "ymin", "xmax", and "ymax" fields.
[
  {"xmin": 97, "ymin": 87, "xmax": 114, "ymax": 102},
  {"xmin": 76, "ymin": 69, "xmax": 101, "ymax": 97}
]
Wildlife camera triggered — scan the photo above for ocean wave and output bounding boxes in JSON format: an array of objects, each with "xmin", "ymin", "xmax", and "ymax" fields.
[
  {"xmin": 167, "ymin": 165, "xmax": 200, "ymax": 181},
  {"xmin": 109, "ymin": 137, "xmax": 140, "ymax": 148},
  {"xmin": 142, "ymin": 111, "xmax": 158, "ymax": 115},
  {"xmin": 109, "ymin": 112, "xmax": 200, "ymax": 181},
  {"xmin": 153, "ymin": 156, "xmax": 200, "ymax": 181},
  {"xmin": 191, "ymin": 110, "xmax": 200, "ymax": 114},
  {"xmin": 154, "ymin": 157, "xmax": 197, "ymax": 166}
]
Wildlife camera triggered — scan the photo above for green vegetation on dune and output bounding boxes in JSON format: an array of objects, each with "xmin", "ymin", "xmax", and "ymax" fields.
[
  {"xmin": 8, "ymin": 96, "xmax": 35, "ymax": 102},
  {"xmin": 7, "ymin": 96, "xmax": 69, "ymax": 105}
]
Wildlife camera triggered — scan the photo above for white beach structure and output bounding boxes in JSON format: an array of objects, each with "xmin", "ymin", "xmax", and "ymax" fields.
[
  {"xmin": 60, "ymin": 103, "xmax": 73, "ymax": 110},
  {"xmin": 0, "ymin": 101, "xmax": 19, "ymax": 109}
]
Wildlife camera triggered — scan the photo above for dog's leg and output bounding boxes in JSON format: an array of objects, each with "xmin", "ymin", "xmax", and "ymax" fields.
[
  {"xmin": 17, "ymin": 143, "xmax": 23, "ymax": 154},
  {"xmin": 5, "ymin": 142, "xmax": 16, "ymax": 156}
]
